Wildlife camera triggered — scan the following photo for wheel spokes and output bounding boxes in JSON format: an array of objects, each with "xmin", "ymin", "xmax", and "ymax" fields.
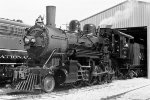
[{"xmin": 42, "ymin": 76, "xmax": 55, "ymax": 93}]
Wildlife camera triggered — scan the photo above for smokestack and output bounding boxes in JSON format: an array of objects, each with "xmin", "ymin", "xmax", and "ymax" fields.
[{"xmin": 46, "ymin": 6, "xmax": 56, "ymax": 27}]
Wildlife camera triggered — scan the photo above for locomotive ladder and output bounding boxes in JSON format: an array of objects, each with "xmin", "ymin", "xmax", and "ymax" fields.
[{"xmin": 15, "ymin": 73, "xmax": 38, "ymax": 92}]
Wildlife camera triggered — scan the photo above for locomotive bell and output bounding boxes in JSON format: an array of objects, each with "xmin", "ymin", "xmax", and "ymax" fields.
[
  {"xmin": 83, "ymin": 24, "xmax": 96, "ymax": 35},
  {"xmin": 69, "ymin": 20, "xmax": 80, "ymax": 33}
]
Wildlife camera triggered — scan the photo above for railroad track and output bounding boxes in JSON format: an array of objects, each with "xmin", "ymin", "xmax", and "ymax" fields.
[
  {"xmin": 0, "ymin": 83, "xmax": 112, "ymax": 100},
  {"xmin": 101, "ymin": 84, "xmax": 150, "ymax": 100},
  {"xmin": 0, "ymin": 78, "xmax": 150, "ymax": 100}
]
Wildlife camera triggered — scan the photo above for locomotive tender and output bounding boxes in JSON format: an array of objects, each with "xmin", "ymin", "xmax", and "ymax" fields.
[
  {"xmin": 11, "ymin": 6, "xmax": 145, "ymax": 92},
  {"xmin": 0, "ymin": 18, "xmax": 29, "ymax": 83}
]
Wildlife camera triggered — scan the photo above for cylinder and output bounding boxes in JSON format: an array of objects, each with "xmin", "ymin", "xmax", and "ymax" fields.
[{"xmin": 46, "ymin": 6, "xmax": 56, "ymax": 27}]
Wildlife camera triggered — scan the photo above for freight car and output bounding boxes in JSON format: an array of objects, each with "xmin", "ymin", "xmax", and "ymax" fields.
[{"xmin": 0, "ymin": 18, "xmax": 29, "ymax": 83}]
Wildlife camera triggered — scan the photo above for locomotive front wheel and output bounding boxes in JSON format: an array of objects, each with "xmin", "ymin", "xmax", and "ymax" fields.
[{"xmin": 42, "ymin": 76, "xmax": 55, "ymax": 93}]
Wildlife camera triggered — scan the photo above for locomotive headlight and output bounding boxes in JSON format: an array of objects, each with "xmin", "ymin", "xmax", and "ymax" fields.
[
  {"xmin": 24, "ymin": 37, "xmax": 30, "ymax": 44},
  {"xmin": 31, "ymin": 38, "xmax": 36, "ymax": 43}
]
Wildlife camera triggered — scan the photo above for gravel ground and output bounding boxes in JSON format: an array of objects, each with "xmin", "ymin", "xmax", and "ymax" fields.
[
  {"xmin": 0, "ymin": 78, "xmax": 150, "ymax": 100},
  {"xmin": 116, "ymin": 84, "xmax": 150, "ymax": 100}
]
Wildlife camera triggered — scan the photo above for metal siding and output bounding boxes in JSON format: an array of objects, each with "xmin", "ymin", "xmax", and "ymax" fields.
[
  {"xmin": 147, "ymin": 26, "xmax": 150, "ymax": 79},
  {"xmin": 80, "ymin": 1, "xmax": 150, "ymax": 29}
]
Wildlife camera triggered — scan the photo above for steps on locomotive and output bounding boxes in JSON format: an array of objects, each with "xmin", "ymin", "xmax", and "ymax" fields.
[
  {"xmin": 76, "ymin": 65, "xmax": 90, "ymax": 81},
  {"xmin": 77, "ymin": 70, "xmax": 85, "ymax": 80}
]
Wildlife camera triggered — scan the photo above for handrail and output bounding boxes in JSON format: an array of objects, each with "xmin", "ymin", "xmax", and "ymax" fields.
[{"xmin": 43, "ymin": 48, "xmax": 57, "ymax": 68}]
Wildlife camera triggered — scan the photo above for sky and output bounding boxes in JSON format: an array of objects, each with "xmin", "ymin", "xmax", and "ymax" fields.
[{"xmin": 0, "ymin": 0, "xmax": 150, "ymax": 28}]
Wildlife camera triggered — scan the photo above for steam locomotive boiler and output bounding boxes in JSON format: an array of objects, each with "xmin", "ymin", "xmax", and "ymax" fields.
[{"xmin": 10, "ymin": 6, "xmax": 143, "ymax": 93}]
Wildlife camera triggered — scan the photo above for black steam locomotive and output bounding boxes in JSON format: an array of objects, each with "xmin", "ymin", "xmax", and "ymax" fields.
[
  {"xmin": 0, "ymin": 18, "xmax": 29, "ymax": 83},
  {"xmin": 10, "ymin": 6, "xmax": 146, "ymax": 92}
]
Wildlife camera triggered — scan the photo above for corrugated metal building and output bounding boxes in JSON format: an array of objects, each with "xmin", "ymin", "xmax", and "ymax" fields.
[
  {"xmin": 80, "ymin": 0, "xmax": 150, "ymax": 29},
  {"xmin": 80, "ymin": 0, "xmax": 150, "ymax": 78}
]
